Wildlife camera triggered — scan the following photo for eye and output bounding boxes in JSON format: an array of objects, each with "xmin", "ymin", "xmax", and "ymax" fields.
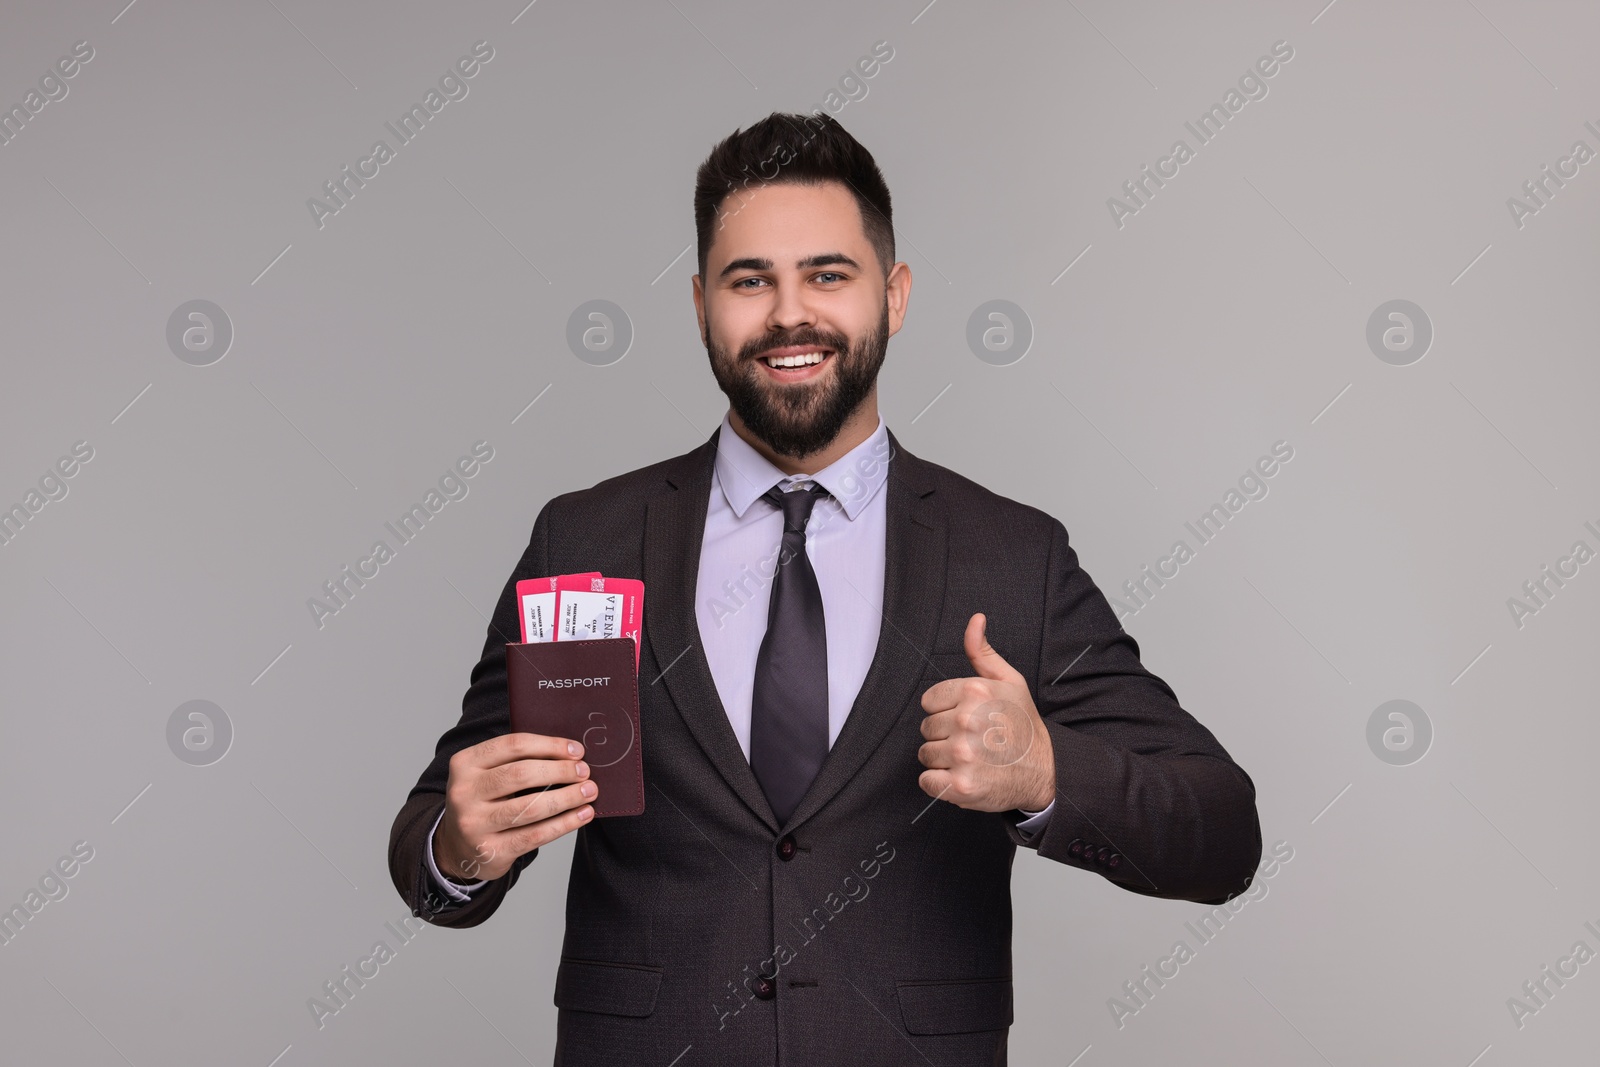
[
  {"xmin": 733, "ymin": 276, "xmax": 768, "ymax": 289},
  {"xmin": 815, "ymin": 272, "xmax": 846, "ymax": 284}
]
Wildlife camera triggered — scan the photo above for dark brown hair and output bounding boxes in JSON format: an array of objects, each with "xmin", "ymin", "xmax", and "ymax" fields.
[{"xmin": 693, "ymin": 111, "xmax": 895, "ymax": 279}]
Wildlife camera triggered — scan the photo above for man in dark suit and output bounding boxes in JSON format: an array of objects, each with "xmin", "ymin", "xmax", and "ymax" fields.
[{"xmin": 389, "ymin": 112, "xmax": 1260, "ymax": 1065}]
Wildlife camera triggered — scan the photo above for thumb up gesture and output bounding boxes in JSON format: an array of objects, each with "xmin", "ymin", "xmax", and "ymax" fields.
[{"xmin": 917, "ymin": 613, "xmax": 1055, "ymax": 813}]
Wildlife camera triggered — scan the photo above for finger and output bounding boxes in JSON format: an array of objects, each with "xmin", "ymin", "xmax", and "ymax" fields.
[
  {"xmin": 917, "ymin": 739, "xmax": 955, "ymax": 770},
  {"xmin": 920, "ymin": 677, "xmax": 962, "ymax": 714},
  {"xmin": 497, "ymin": 799, "xmax": 597, "ymax": 858},
  {"xmin": 917, "ymin": 768, "xmax": 954, "ymax": 801},
  {"xmin": 919, "ymin": 708, "xmax": 955, "ymax": 742},
  {"xmin": 494, "ymin": 779, "xmax": 599, "ymax": 833},
  {"xmin": 963, "ymin": 613, "xmax": 1026, "ymax": 685},
  {"xmin": 479, "ymin": 756, "xmax": 589, "ymax": 802},
  {"xmin": 465, "ymin": 731, "xmax": 584, "ymax": 771}
]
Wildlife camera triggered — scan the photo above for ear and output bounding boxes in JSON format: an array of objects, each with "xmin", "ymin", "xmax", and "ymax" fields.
[
  {"xmin": 885, "ymin": 261, "xmax": 912, "ymax": 338},
  {"xmin": 692, "ymin": 272, "xmax": 706, "ymax": 341}
]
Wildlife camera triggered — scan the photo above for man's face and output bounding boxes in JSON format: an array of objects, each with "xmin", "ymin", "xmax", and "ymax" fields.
[{"xmin": 693, "ymin": 180, "xmax": 908, "ymax": 461}]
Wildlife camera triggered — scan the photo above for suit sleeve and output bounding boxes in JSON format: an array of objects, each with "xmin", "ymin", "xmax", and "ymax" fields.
[
  {"xmin": 387, "ymin": 497, "xmax": 556, "ymax": 927},
  {"xmin": 1005, "ymin": 517, "xmax": 1262, "ymax": 905}
]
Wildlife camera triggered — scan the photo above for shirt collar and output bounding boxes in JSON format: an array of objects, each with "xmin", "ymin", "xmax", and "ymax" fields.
[{"xmin": 714, "ymin": 410, "xmax": 891, "ymax": 521}]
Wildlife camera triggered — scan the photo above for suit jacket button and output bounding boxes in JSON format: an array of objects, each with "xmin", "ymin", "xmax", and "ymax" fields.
[
  {"xmin": 777, "ymin": 835, "xmax": 797, "ymax": 861},
  {"xmin": 1107, "ymin": 852, "xmax": 1122, "ymax": 870},
  {"xmin": 1096, "ymin": 846, "xmax": 1111, "ymax": 865},
  {"xmin": 753, "ymin": 976, "xmax": 777, "ymax": 1000},
  {"xmin": 1067, "ymin": 838, "xmax": 1085, "ymax": 857}
]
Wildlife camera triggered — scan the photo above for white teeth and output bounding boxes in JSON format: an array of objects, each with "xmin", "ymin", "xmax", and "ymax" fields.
[{"xmin": 764, "ymin": 351, "xmax": 828, "ymax": 368}]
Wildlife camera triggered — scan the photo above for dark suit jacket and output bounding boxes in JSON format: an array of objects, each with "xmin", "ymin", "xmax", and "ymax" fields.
[{"xmin": 389, "ymin": 426, "xmax": 1261, "ymax": 1066}]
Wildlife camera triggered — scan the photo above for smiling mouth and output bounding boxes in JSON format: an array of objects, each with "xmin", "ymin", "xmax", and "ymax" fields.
[{"xmin": 756, "ymin": 347, "xmax": 834, "ymax": 372}]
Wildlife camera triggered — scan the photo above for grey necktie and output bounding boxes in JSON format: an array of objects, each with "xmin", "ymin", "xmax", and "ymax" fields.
[{"xmin": 749, "ymin": 482, "xmax": 830, "ymax": 825}]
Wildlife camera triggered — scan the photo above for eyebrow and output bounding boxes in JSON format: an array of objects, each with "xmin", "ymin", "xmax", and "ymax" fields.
[{"xmin": 718, "ymin": 252, "xmax": 862, "ymax": 279}]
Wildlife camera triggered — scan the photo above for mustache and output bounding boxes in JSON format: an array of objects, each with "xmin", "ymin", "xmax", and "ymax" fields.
[{"xmin": 741, "ymin": 330, "xmax": 849, "ymax": 361}]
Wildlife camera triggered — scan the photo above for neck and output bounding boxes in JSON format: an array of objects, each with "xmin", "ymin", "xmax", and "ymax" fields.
[{"xmin": 728, "ymin": 391, "xmax": 879, "ymax": 476}]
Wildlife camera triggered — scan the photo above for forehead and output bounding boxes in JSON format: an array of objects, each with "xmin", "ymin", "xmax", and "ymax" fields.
[{"xmin": 708, "ymin": 180, "xmax": 870, "ymax": 267}]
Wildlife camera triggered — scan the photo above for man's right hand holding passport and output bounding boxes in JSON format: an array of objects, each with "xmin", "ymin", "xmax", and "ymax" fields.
[
  {"xmin": 434, "ymin": 731, "xmax": 597, "ymax": 883},
  {"xmin": 433, "ymin": 569, "xmax": 645, "ymax": 883}
]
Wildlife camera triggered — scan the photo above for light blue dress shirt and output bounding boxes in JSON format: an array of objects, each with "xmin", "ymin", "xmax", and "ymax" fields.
[{"xmin": 428, "ymin": 412, "xmax": 1052, "ymax": 898}]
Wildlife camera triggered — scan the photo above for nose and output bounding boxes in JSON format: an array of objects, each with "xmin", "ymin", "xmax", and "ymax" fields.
[{"xmin": 765, "ymin": 277, "xmax": 815, "ymax": 336}]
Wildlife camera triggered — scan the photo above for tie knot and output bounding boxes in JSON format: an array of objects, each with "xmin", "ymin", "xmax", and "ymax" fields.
[{"xmin": 764, "ymin": 482, "xmax": 827, "ymax": 533}]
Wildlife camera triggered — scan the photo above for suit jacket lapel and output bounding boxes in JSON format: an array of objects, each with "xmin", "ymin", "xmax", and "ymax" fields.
[
  {"xmin": 785, "ymin": 428, "xmax": 946, "ymax": 830},
  {"xmin": 643, "ymin": 425, "xmax": 948, "ymax": 835},
  {"xmin": 644, "ymin": 426, "xmax": 781, "ymax": 832}
]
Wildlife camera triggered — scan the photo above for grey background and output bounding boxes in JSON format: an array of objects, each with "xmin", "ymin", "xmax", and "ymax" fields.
[{"xmin": 2, "ymin": 0, "xmax": 1596, "ymax": 1063}]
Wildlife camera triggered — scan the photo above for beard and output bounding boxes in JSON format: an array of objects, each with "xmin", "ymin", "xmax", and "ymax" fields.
[{"xmin": 705, "ymin": 302, "xmax": 889, "ymax": 461}]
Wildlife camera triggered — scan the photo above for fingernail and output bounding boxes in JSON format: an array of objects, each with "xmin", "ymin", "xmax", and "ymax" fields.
[
  {"xmin": 580, "ymin": 781, "xmax": 597, "ymax": 798},
  {"xmin": 567, "ymin": 741, "xmax": 581, "ymax": 756},
  {"xmin": 579, "ymin": 806, "xmax": 594, "ymax": 820},
  {"xmin": 575, "ymin": 761, "xmax": 589, "ymax": 777}
]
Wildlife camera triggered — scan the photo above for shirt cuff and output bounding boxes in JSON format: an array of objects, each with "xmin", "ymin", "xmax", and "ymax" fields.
[
  {"xmin": 1014, "ymin": 799, "xmax": 1055, "ymax": 839},
  {"xmin": 427, "ymin": 807, "xmax": 487, "ymax": 900}
]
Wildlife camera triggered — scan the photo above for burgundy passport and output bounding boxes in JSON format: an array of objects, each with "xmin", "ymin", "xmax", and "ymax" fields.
[{"xmin": 505, "ymin": 638, "xmax": 644, "ymax": 817}]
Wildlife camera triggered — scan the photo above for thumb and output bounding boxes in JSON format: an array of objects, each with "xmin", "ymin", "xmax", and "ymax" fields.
[{"xmin": 964, "ymin": 613, "xmax": 1024, "ymax": 684}]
